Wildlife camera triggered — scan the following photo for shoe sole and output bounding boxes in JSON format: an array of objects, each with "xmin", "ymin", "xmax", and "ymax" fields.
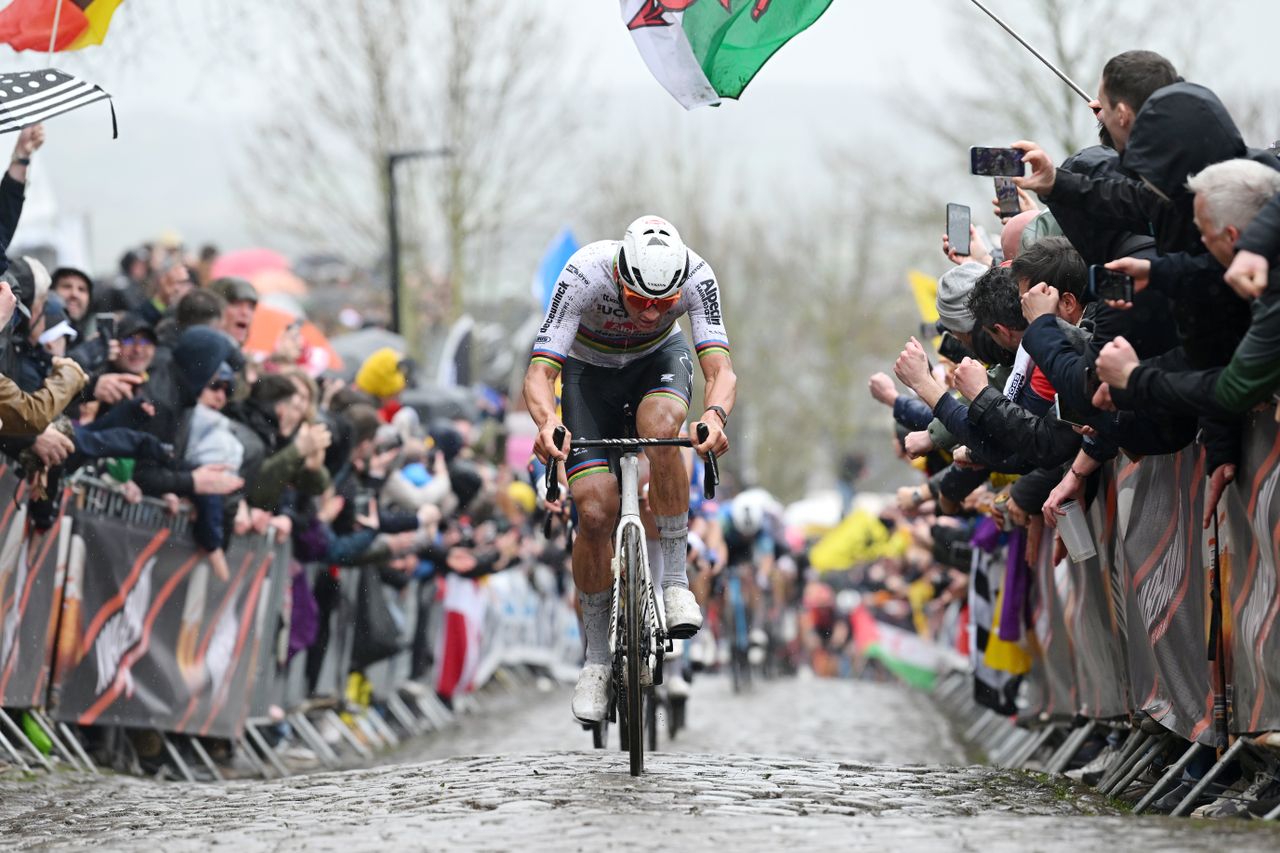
[
  {"xmin": 573, "ymin": 711, "xmax": 605, "ymax": 726},
  {"xmin": 667, "ymin": 622, "xmax": 701, "ymax": 640}
]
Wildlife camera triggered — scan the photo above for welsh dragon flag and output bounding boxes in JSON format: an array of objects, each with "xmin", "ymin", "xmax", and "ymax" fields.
[{"xmin": 622, "ymin": 0, "xmax": 835, "ymax": 110}]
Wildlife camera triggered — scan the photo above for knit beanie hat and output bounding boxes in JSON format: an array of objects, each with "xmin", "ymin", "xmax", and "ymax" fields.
[
  {"xmin": 355, "ymin": 347, "xmax": 407, "ymax": 399},
  {"xmin": 935, "ymin": 261, "xmax": 985, "ymax": 334}
]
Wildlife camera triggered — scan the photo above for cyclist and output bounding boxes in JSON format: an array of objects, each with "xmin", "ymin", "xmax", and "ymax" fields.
[{"xmin": 523, "ymin": 215, "xmax": 736, "ymax": 724}]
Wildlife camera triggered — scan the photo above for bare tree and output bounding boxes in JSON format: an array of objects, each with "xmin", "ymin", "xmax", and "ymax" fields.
[
  {"xmin": 221, "ymin": 0, "xmax": 579, "ymax": 352},
  {"xmin": 904, "ymin": 0, "xmax": 1228, "ymax": 158}
]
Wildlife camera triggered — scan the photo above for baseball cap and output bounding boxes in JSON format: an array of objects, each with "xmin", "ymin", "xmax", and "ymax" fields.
[{"xmin": 209, "ymin": 276, "xmax": 259, "ymax": 305}]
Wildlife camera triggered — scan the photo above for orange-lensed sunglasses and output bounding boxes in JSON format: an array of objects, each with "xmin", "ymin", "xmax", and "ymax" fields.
[{"xmin": 614, "ymin": 258, "xmax": 682, "ymax": 313}]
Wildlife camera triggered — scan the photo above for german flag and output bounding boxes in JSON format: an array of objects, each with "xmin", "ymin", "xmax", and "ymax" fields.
[{"xmin": 0, "ymin": 0, "xmax": 123, "ymax": 53}]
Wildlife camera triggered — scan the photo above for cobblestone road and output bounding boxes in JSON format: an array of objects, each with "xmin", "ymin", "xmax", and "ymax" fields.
[{"xmin": 2, "ymin": 674, "xmax": 1277, "ymax": 851}]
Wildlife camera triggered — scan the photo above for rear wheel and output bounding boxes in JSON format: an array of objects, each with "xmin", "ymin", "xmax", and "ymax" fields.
[{"xmin": 623, "ymin": 528, "xmax": 645, "ymax": 776}]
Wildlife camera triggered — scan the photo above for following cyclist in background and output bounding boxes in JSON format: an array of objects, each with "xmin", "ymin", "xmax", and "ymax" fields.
[
  {"xmin": 523, "ymin": 215, "xmax": 736, "ymax": 725},
  {"xmin": 714, "ymin": 490, "xmax": 779, "ymax": 656}
]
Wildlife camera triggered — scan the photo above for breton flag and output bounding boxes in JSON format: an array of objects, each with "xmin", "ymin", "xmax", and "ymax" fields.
[
  {"xmin": 0, "ymin": 68, "xmax": 112, "ymax": 134},
  {"xmin": 622, "ymin": 0, "xmax": 835, "ymax": 110},
  {"xmin": 0, "ymin": 0, "xmax": 124, "ymax": 53}
]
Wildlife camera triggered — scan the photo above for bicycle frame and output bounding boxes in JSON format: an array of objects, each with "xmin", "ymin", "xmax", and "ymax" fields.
[{"xmin": 608, "ymin": 453, "xmax": 668, "ymax": 663}]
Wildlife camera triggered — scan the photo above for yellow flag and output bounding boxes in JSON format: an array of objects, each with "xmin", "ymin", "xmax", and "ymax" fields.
[
  {"xmin": 908, "ymin": 270, "xmax": 939, "ymax": 324},
  {"xmin": 68, "ymin": 0, "xmax": 125, "ymax": 51}
]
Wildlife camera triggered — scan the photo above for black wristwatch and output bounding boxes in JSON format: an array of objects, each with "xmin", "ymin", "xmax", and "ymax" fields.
[{"xmin": 704, "ymin": 405, "xmax": 729, "ymax": 426}]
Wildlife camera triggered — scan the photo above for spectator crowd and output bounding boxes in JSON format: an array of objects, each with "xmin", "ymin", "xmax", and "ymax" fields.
[
  {"xmin": 0, "ymin": 119, "xmax": 590, "ymax": 773},
  {"xmin": 856, "ymin": 50, "xmax": 1280, "ymax": 818}
]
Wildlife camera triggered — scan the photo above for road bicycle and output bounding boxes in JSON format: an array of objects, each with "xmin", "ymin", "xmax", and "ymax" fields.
[{"xmin": 546, "ymin": 423, "xmax": 717, "ymax": 775}]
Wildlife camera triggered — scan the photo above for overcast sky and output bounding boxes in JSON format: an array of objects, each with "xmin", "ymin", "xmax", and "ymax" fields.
[{"xmin": 6, "ymin": 0, "xmax": 1280, "ymax": 272}]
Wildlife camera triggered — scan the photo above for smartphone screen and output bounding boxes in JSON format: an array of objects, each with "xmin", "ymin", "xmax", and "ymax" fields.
[
  {"xmin": 970, "ymin": 146, "xmax": 1026, "ymax": 177},
  {"xmin": 1053, "ymin": 393, "xmax": 1088, "ymax": 428},
  {"xmin": 95, "ymin": 313, "xmax": 116, "ymax": 341},
  {"xmin": 994, "ymin": 177, "xmax": 1020, "ymax": 218},
  {"xmin": 1088, "ymin": 265, "xmax": 1135, "ymax": 302},
  {"xmin": 946, "ymin": 203, "xmax": 971, "ymax": 256}
]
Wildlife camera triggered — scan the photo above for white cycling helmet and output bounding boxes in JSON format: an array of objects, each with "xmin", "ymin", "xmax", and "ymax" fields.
[
  {"xmin": 731, "ymin": 494, "xmax": 767, "ymax": 537},
  {"xmin": 616, "ymin": 215, "xmax": 690, "ymax": 300},
  {"xmin": 731, "ymin": 488, "xmax": 781, "ymax": 537}
]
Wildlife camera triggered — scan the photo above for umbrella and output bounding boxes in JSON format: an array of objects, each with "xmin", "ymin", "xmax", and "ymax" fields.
[
  {"xmin": 259, "ymin": 291, "xmax": 306, "ymax": 317},
  {"xmin": 243, "ymin": 303, "xmax": 343, "ymax": 372},
  {"xmin": 250, "ymin": 268, "xmax": 308, "ymax": 298},
  {"xmin": 330, "ymin": 327, "xmax": 407, "ymax": 373},
  {"xmin": 209, "ymin": 248, "xmax": 289, "ymax": 280},
  {"xmin": 0, "ymin": 69, "xmax": 114, "ymax": 136}
]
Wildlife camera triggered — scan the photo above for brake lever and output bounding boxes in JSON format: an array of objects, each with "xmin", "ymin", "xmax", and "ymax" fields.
[
  {"xmin": 696, "ymin": 422, "xmax": 719, "ymax": 500},
  {"xmin": 543, "ymin": 426, "xmax": 567, "ymax": 537}
]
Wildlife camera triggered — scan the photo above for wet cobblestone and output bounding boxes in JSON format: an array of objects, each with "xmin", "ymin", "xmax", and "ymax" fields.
[{"xmin": 1, "ymin": 675, "xmax": 1277, "ymax": 851}]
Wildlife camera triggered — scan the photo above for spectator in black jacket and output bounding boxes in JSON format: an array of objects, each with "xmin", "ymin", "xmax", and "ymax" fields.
[{"xmin": 0, "ymin": 124, "xmax": 43, "ymax": 274}]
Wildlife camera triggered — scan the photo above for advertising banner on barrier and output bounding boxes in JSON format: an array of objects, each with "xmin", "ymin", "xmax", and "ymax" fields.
[
  {"xmin": 1066, "ymin": 465, "xmax": 1130, "ymax": 720},
  {"xmin": 0, "ymin": 466, "xmax": 70, "ymax": 710},
  {"xmin": 49, "ymin": 512, "xmax": 281, "ymax": 739},
  {"xmin": 1022, "ymin": 539, "xmax": 1077, "ymax": 722},
  {"xmin": 1224, "ymin": 411, "xmax": 1280, "ymax": 734},
  {"xmin": 1116, "ymin": 447, "xmax": 1214, "ymax": 744}
]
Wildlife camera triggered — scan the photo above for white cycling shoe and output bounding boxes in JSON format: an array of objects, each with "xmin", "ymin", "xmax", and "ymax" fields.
[
  {"xmin": 663, "ymin": 586, "xmax": 703, "ymax": 639},
  {"xmin": 572, "ymin": 663, "xmax": 610, "ymax": 724},
  {"xmin": 666, "ymin": 671, "xmax": 691, "ymax": 699}
]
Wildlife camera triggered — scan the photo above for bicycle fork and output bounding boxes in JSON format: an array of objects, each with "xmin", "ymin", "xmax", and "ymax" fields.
[{"xmin": 608, "ymin": 454, "xmax": 669, "ymax": 668}]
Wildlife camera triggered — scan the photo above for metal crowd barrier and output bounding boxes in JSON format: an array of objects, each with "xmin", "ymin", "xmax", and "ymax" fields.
[
  {"xmin": 932, "ymin": 411, "xmax": 1280, "ymax": 821},
  {"xmin": 0, "ymin": 462, "xmax": 583, "ymax": 782}
]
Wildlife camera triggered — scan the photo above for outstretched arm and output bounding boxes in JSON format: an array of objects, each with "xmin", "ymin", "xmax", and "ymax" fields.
[{"xmin": 695, "ymin": 351, "xmax": 735, "ymax": 456}]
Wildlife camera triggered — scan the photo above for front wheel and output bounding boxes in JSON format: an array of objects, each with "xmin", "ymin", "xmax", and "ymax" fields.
[{"xmin": 623, "ymin": 528, "xmax": 645, "ymax": 776}]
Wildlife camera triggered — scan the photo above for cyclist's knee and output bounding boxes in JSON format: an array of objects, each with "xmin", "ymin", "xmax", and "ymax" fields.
[
  {"xmin": 637, "ymin": 398, "xmax": 686, "ymax": 439},
  {"xmin": 573, "ymin": 480, "xmax": 619, "ymax": 534}
]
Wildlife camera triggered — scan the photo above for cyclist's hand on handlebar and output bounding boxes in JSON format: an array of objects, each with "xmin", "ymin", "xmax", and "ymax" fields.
[
  {"xmin": 693, "ymin": 419, "xmax": 729, "ymax": 457},
  {"xmin": 534, "ymin": 420, "xmax": 571, "ymax": 463}
]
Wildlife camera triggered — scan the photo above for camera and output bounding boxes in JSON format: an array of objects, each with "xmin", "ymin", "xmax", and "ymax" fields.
[
  {"xmin": 937, "ymin": 331, "xmax": 976, "ymax": 364},
  {"xmin": 96, "ymin": 313, "xmax": 116, "ymax": 341},
  {"xmin": 1088, "ymin": 265, "xmax": 1135, "ymax": 302},
  {"xmin": 994, "ymin": 177, "xmax": 1020, "ymax": 218},
  {"xmin": 970, "ymin": 146, "xmax": 1026, "ymax": 177},
  {"xmin": 1052, "ymin": 393, "xmax": 1089, "ymax": 429},
  {"xmin": 946, "ymin": 203, "xmax": 971, "ymax": 256}
]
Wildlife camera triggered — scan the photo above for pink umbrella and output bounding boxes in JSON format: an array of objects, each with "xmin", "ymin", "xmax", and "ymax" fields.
[
  {"xmin": 209, "ymin": 248, "xmax": 290, "ymax": 280},
  {"xmin": 250, "ymin": 268, "xmax": 308, "ymax": 298}
]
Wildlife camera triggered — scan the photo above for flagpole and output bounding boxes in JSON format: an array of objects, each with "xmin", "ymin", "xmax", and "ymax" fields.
[
  {"xmin": 47, "ymin": 0, "xmax": 64, "ymax": 65},
  {"xmin": 965, "ymin": 0, "xmax": 1093, "ymax": 103}
]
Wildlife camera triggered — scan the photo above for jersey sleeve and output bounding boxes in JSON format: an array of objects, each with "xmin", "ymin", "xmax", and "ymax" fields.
[
  {"xmin": 530, "ymin": 251, "xmax": 591, "ymax": 372},
  {"xmin": 683, "ymin": 255, "xmax": 731, "ymax": 361}
]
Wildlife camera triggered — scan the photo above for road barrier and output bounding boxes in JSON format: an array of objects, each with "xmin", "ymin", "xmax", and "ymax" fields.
[
  {"xmin": 924, "ymin": 413, "xmax": 1280, "ymax": 819},
  {"xmin": 0, "ymin": 471, "xmax": 581, "ymax": 780}
]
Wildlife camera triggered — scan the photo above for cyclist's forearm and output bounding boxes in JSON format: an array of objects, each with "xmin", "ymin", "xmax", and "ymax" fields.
[
  {"xmin": 522, "ymin": 363, "xmax": 562, "ymax": 429},
  {"xmin": 699, "ymin": 354, "xmax": 737, "ymax": 421}
]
